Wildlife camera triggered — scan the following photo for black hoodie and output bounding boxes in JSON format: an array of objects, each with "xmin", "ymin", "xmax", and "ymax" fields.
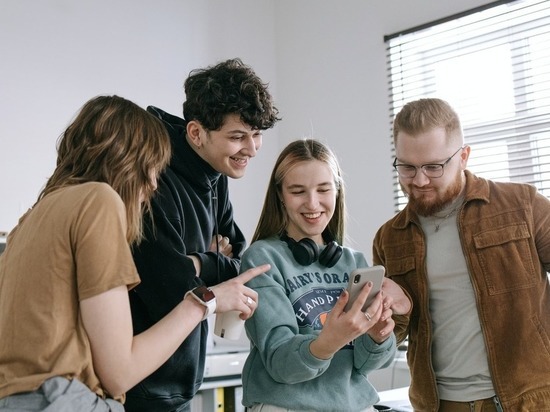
[{"xmin": 125, "ymin": 106, "xmax": 246, "ymax": 412}]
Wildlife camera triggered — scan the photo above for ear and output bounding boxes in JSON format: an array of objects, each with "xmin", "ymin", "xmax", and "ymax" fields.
[
  {"xmin": 460, "ymin": 145, "xmax": 471, "ymax": 169},
  {"xmin": 186, "ymin": 120, "xmax": 203, "ymax": 148}
]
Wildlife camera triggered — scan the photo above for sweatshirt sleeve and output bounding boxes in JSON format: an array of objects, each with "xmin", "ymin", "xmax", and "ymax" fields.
[
  {"xmin": 131, "ymin": 185, "xmax": 200, "ymax": 320},
  {"xmin": 242, "ymin": 245, "xmax": 332, "ymax": 384},
  {"xmin": 198, "ymin": 176, "xmax": 246, "ymax": 286},
  {"xmin": 131, "ymin": 172, "xmax": 244, "ymax": 320},
  {"xmin": 353, "ymin": 332, "xmax": 396, "ymax": 376}
]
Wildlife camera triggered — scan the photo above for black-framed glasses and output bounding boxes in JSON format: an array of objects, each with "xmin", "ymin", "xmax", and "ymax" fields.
[{"xmin": 393, "ymin": 146, "xmax": 465, "ymax": 179}]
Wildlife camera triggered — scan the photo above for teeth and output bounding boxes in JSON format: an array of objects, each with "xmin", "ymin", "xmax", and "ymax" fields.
[
  {"xmin": 304, "ymin": 212, "xmax": 321, "ymax": 219},
  {"xmin": 232, "ymin": 157, "xmax": 247, "ymax": 165}
]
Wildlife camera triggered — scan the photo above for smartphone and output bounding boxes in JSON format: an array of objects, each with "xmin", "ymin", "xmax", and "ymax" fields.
[{"xmin": 344, "ymin": 265, "xmax": 385, "ymax": 312}]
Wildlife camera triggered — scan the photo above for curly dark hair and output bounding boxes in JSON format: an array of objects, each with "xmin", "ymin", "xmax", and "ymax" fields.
[{"xmin": 183, "ymin": 58, "xmax": 280, "ymax": 131}]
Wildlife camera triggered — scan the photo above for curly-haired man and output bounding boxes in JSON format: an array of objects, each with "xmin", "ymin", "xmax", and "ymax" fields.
[{"xmin": 125, "ymin": 58, "xmax": 280, "ymax": 412}]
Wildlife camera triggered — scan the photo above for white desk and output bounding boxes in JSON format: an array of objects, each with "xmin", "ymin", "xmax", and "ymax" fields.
[{"xmin": 377, "ymin": 386, "xmax": 412, "ymax": 411}]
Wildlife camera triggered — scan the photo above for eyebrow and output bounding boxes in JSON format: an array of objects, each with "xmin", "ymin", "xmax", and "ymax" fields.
[
  {"xmin": 286, "ymin": 181, "xmax": 334, "ymax": 189},
  {"xmin": 226, "ymin": 129, "xmax": 261, "ymax": 135},
  {"xmin": 397, "ymin": 157, "xmax": 445, "ymax": 165}
]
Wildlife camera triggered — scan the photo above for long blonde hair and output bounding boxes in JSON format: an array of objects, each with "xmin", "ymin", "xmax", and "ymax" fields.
[
  {"xmin": 37, "ymin": 95, "xmax": 171, "ymax": 244},
  {"xmin": 252, "ymin": 139, "xmax": 346, "ymax": 244}
]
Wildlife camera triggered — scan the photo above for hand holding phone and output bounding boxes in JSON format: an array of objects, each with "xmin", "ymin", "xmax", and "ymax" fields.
[{"xmin": 344, "ymin": 265, "xmax": 385, "ymax": 312}]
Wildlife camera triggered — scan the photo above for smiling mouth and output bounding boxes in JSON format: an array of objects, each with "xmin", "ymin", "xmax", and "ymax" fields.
[
  {"xmin": 231, "ymin": 156, "xmax": 249, "ymax": 165},
  {"xmin": 303, "ymin": 212, "xmax": 322, "ymax": 219}
]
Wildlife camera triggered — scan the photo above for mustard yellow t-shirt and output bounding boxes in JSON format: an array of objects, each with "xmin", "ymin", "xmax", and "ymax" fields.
[{"xmin": 0, "ymin": 182, "xmax": 140, "ymax": 400}]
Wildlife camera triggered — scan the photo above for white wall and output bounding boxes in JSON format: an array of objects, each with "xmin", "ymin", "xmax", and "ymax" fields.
[
  {"xmin": 0, "ymin": 0, "xmax": 491, "ymax": 260},
  {"xmin": 0, "ymin": 0, "xmax": 278, "ymax": 238}
]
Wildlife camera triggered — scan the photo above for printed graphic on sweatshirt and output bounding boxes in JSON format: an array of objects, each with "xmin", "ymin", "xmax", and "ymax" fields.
[
  {"xmin": 292, "ymin": 287, "xmax": 344, "ymax": 330},
  {"xmin": 285, "ymin": 271, "xmax": 350, "ymax": 294}
]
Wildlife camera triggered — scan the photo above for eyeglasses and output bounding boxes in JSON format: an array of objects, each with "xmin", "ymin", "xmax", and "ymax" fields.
[{"xmin": 393, "ymin": 146, "xmax": 465, "ymax": 179}]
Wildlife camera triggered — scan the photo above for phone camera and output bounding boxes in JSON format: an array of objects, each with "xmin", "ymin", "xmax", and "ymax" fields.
[{"xmin": 353, "ymin": 274, "xmax": 361, "ymax": 284}]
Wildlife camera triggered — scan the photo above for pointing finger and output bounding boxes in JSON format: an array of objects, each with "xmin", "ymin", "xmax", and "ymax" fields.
[{"xmin": 238, "ymin": 264, "xmax": 271, "ymax": 284}]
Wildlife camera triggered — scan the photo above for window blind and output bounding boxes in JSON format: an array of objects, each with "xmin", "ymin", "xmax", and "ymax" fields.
[{"xmin": 385, "ymin": 0, "xmax": 550, "ymax": 211}]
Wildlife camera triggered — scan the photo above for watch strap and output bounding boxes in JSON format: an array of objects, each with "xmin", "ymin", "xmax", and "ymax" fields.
[{"xmin": 185, "ymin": 286, "xmax": 217, "ymax": 321}]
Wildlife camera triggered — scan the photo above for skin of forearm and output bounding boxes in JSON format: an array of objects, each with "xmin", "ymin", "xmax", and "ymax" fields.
[
  {"xmin": 125, "ymin": 299, "xmax": 204, "ymax": 387},
  {"xmin": 92, "ymin": 296, "xmax": 205, "ymax": 396}
]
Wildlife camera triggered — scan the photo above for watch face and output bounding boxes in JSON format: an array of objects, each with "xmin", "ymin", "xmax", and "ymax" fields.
[{"xmin": 193, "ymin": 286, "xmax": 215, "ymax": 302}]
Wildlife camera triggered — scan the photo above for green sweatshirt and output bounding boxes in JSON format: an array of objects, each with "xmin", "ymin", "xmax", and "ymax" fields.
[{"xmin": 241, "ymin": 237, "xmax": 396, "ymax": 412}]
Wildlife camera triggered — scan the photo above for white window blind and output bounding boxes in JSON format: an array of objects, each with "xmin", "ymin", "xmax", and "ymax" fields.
[{"xmin": 385, "ymin": 0, "xmax": 550, "ymax": 211}]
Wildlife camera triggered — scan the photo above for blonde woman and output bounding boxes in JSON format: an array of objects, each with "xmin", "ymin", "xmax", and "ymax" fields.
[{"xmin": 241, "ymin": 139, "xmax": 410, "ymax": 412}]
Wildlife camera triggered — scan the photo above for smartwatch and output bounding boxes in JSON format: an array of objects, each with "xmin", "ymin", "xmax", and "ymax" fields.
[{"xmin": 185, "ymin": 286, "xmax": 216, "ymax": 320}]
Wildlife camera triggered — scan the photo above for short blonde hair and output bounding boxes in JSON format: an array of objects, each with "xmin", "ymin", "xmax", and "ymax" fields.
[{"xmin": 393, "ymin": 98, "xmax": 463, "ymax": 145}]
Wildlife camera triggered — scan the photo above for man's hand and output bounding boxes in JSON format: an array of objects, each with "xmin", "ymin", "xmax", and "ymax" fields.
[
  {"xmin": 210, "ymin": 234, "xmax": 233, "ymax": 258},
  {"xmin": 381, "ymin": 277, "xmax": 412, "ymax": 315}
]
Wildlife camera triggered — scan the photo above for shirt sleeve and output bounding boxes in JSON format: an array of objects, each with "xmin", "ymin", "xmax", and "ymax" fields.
[{"xmin": 73, "ymin": 185, "xmax": 140, "ymax": 301}]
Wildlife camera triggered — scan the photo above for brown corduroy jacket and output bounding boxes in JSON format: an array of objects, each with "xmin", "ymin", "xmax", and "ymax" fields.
[{"xmin": 373, "ymin": 170, "xmax": 550, "ymax": 411}]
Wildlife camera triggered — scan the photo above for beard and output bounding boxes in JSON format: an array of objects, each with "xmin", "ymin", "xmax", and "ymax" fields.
[{"xmin": 402, "ymin": 171, "xmax": 464, "ymax": 217}]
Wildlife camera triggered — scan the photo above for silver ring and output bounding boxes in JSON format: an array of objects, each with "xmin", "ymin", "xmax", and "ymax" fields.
[
  {"xmin": 246, "ymin": 296, "xmax": 254, "ymax": 306},
  {"xmin": 365, "ymin": 312, "xmax": 372, "ymax": 321}
]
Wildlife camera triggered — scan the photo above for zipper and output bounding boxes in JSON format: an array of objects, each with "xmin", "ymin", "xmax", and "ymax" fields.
[{"xmin": 493, "ymin": 396, "xmax": 504, "ymax": 412}]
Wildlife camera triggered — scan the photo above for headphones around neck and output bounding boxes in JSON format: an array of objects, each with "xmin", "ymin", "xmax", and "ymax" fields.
[{"xmin": 280, "ymin": 232, "xmax": 343, "ymax": 268}]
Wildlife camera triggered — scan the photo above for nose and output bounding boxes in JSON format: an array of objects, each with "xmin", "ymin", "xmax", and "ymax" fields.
[
  {"xmin": 243, "ymin": 134, "xmax": 260, "ymax": 157},
  {"xmin": 305, "ymin": 191, "xmax": 320, "ymax": 208},
  {"xmin": 411, "ymin": 170, "xmax": 430, "ymax": 187}
]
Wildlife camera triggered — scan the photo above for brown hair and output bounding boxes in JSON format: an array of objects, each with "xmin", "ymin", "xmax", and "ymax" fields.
[
  {"xmin": 393, "ymin": 98, "xmax": 463, "ymax": 144},
  {"xmin": 252, "ymin": 139, "xmax": 346, "ymax": 244},
  {"xmin": 37, "ymin": 95, "xmax": 171, "ymax": 244}
]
